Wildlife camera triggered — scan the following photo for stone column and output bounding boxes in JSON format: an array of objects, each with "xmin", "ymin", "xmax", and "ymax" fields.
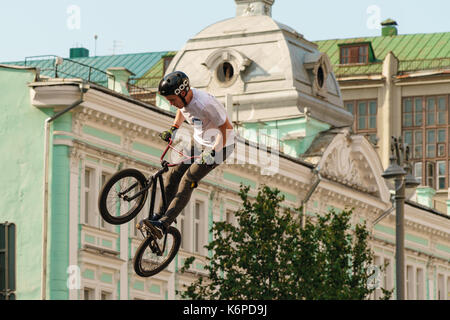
[{"xmin": 379, "ymin": 51, "xmax": 399, "ymax": 169}]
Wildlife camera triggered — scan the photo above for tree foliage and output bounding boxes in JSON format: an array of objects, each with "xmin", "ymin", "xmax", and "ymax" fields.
[{"xmin": 179, "ymin": 185, "xmax": 392, "ymax": 300}]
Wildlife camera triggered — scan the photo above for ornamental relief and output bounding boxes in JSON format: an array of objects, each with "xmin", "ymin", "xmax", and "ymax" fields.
[{"xmin": 321, "ymin": 146, "xmax": 379, "ymax": 196}]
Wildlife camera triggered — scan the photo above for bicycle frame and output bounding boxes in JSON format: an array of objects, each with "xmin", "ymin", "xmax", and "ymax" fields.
[{"xmin": 121, "ymin": 138, "xmax": 198, "ymax": 219}]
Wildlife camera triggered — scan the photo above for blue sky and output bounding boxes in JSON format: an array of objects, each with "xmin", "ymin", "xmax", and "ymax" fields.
[{"xmin": 1, "ymin": 0, "xmax": 450, "ymax": 61}]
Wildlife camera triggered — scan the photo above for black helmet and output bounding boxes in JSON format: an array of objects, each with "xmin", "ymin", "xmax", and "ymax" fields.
[{"xmin": 158, "ymin": 71, "xmax": 190, "ymax": 98}]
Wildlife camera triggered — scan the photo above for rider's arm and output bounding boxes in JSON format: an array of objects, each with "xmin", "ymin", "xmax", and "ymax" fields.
[
  {"xmin": 173, "ymin": 109, "xmax": 185, "ymax": 128},
  {"xmin": 213, "ymin": 118, "xmax": 233, "ymax": 152}
]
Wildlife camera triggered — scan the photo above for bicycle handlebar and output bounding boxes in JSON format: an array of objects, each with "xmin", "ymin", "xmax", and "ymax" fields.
[{"xmin": 160, "ymin": 138, "xmax": 199, "ymax": 168}]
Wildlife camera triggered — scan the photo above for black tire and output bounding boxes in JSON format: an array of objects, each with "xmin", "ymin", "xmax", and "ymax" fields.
[
  {"xmin": 133, "ymin": 226, "xmax": 181, "ymax": 277},
  {"xmin": 98, "ymin": 169, "xmax": 148, "ymax": 225}
]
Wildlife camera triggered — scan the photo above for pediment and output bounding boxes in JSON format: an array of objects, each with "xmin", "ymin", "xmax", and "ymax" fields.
[{"xmin": 317, "ymin": 131, "xmax": 390, "ymax": 203}]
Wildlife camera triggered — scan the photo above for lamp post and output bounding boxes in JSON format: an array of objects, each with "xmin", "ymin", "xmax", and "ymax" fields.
[{"xmin": 381, "ymin": 136, "xmax": 420, "ymax": 300}]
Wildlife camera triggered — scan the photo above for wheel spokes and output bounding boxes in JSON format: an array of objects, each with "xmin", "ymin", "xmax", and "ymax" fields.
[
  {"xmin": 105, "ymin": 176, "xmax": 143, "ymax": 217},
  {"xmin": 140, "ymin": 235, "xmax": 174, "ymax": 272}
]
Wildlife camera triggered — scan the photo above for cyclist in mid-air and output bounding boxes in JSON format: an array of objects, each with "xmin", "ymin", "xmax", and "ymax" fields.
[{"xmin": 142, "ymin": 71, "xmax": 235, "ymax": 238}]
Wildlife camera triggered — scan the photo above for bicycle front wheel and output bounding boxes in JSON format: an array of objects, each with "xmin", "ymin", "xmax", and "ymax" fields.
[
  {"xmin": 133, "ymin": 226, "xmax": 181, "ymax": 277},
  {"xmin": 98, "ymin": 169, "xmax": 148, "ymax": 225}
]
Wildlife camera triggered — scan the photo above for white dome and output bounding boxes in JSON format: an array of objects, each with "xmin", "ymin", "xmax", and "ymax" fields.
[{"xmin": 166, "ymin": 11, "xmax": 351, "ymax": 127}]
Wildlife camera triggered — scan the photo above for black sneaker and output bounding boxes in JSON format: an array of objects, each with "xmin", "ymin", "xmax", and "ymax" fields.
[{"xmin": 143, "ymin": 219, "xmax": 167, "ymax": 239}]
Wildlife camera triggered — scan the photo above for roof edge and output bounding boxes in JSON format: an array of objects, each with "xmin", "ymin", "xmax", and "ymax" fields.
[{"xmin": 406, "ymin": 200, "xmax": 450, "ymax": 220}]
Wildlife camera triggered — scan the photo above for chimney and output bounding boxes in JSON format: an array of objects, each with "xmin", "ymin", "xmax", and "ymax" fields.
[
  {"xmin": 381, "ymin": 19, "xmax": 398, "ymax": 36},
  {"xmin": 70, "ymin": 47, "xmax": 89, "ymax": 59},
  {"xmin": 235, "ymin": 0, "xmax": 274, "ymax": 17},
  {"xmin": 107, "ymin": 67, "xmax": 135, "ymax": 95},
  {"xmin": 416, "ymin": 186, "xmax": 436, "ymax": 208}
]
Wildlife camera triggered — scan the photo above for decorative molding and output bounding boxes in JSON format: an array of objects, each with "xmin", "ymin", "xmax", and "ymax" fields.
[{"xmin": 322, "ymin": 146, "xmax": 378, "ymax": 195}]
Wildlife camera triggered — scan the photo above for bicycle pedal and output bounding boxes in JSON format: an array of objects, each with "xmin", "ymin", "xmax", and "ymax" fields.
[{"xmin": 136, "ymin": 221, "xmax": 149, "ymax": 232}]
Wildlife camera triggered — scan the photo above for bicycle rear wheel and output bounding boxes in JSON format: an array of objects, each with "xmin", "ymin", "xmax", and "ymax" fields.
[
  {"xmin": 133, "ymin": 226, "xmax": 181, "ymax": 277},
  {"xmin": 98, "ymin": 169, "xmax": 148, "ymax": 225}
]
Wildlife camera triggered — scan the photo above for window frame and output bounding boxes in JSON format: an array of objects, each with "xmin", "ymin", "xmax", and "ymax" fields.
[
  {"xmin": 339, "ymin": 44, "xmax": 370, "ymax": 65},
  {"xmin": 193, "ymin": 201, "xmax": 203, "ymax": 254},
  {"xmin": 416, "ymin": 268, "xmax": 425, "ymax": 300},
  {"xmin": 83, "ymin": 287, "xmax": 95, "ymax": 300},
  {"xmin": 83, "ymin": 158, "xmax": 118, "ymax": 230},
  {"xmin": 84, "ymin": 167, "xmax": 94, "ymax": 226},
  {"xmin": 344, "ymin": 99, "xmax": 378, "ymax": 144},
  {"xmin": 403, "ymin": 95, "xmax": 449, "ymax": 190},
  {"xmin": 406, "ymin": 265, "xmax": 414, "ymax": 300}
]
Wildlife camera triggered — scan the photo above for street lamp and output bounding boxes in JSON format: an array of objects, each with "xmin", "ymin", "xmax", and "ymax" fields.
[{"xmin": 382, "ymin": 136, "xmax": 420, "ymax": 300}]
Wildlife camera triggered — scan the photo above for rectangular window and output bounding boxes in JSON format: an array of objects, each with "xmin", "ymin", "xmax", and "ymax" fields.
[
  {"xmin": 426, "ymin": 162, "xmax": 435, "ymax": 188},
  {"xmin": 345, "ymin": 101, "xmax": 354, "ymax": 115},
  {"xmin": 414, "ymin": 162, "xmax": 423, "ymax": 185},
  {"xmin": 0, "ymin": 223, "xmax": 16, "ymax": 300},
  {"xmin": 101, "ymin": 291, "xmax": 112, "ymax": 300},
  {"xmin": 438, "ymin": 129, "xmax": 446, "ymax": 157},
  {"xmin": 358, "ymin": 102, "xmax": 367, "ymax": 130},
  {"xmin": 84, "ymin": 168, "xmax": 93, "ymax": 225},
  {"xmin": 415, "ymin": 98, "xmax": 423, "ymax": 126},
  {"xmin": 437, "ymin": 274, "xmax": 445, "ymax": 300},
  {"xmin": 416, "ymin": 268, "xmax": 424, "ymax": 300},
  {"xmin": 359, "ymin": 46, "xmax": 368, "ymax": 63},
  {"xmin": 414, "ymin": 131, "xmax": 423, "ymax": 159},
  {"xmin": 404, "ymin": 131, "xmax": 413, "ymax": 146},
  {"xmin": 383, "ymin": 258, "xmax": 392, "ymax": 294},
  {"xmin": 84, "ymin": 287, "xmax": 95, "ymax": 300},
  {"xmin": 340, "ymin": 45, "xmax": 369, "ymax": 64},
  {"xmin": 369, "ymin": 101, "xmax": 377, "ymax": 129},
  {"xmin": 447, "ymin": 276, "xmax": 450, "ymax": 301},
  {"xmin": 403, "ymin": 98, "xmax": 413, "ymax": 127},
  {"xmin": 437, "ymin": 97, "xmax": 447, "ymax": 125},
  {"xmin": 341, "ymin": 47, "xmax": 350, "ymax": 64},
  {"xmin": 404, "ymin": 95, "xmax": 450, "ymax": 191},
  {"xmin": 427, "ymin": 98, "xmax": 436, "ymax": 126},
  {"xmin": 179, "ymin": 209, "xmax": 187, "ymax": 250},
  {"xmin": 373, "ymin": 256, "xmax": 382, "ymax": 300},
  {"xmin": 194, "ymin": 201, "xmax": 203, "ymax": 254},
  {"xmin": 406, "ymin": 265, "xmax": 414, "ymax": 300},
  {"xmin": 345, "ymin": 99, "xmax": 377, "ymax": 143},
  {"xmin": 437, "ymin": 161, "xmax": 446, "ymax": 189},
  {"xmin": 426, "ymin": 129, "xmax": 436, "ymax": 158}
]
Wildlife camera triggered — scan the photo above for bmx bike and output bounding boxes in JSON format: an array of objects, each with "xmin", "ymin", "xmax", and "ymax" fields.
[{"xmin": 98, "ymin": 138, "xmax": 197, "ymax": 277}]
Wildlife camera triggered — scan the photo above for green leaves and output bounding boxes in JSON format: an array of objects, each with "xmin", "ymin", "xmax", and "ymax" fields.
[{"xmin": 178, "ymin": 185, "xmax": 391, "ymax": 300}]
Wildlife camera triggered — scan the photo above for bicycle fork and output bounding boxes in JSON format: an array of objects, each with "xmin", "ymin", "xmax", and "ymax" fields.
[{"xmin": 137, "ymin": 222, "xmax": 169, "ymax": 256}]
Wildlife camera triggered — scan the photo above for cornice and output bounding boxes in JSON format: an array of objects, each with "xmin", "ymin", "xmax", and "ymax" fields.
[{"xmin": 405, "ymin": 219, "xmax": 449, "ymax": 240}]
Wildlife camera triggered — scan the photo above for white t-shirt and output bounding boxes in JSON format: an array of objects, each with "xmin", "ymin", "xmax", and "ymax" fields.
[{"xmin": 180, "ymin": 88, "xmax": 236, "ymax": 148}]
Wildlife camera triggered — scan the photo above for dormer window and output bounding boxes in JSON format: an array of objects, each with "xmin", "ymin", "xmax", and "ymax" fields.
[{"xmin": 339, "ymin": 43, "xmax": 374, "ymax": 65}]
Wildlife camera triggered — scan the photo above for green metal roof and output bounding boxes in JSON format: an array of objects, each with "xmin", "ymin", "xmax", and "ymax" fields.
[
  {"xmin": 314, "ymin": 32, "xmax": 450, "ymax": 76},
  {"xmin": 1, "ymin": 51, "xmax": 173, "ymax": 86},
  {"xmin": 70, "ymin": 51, "xmax": 171, "ymax": 78}
]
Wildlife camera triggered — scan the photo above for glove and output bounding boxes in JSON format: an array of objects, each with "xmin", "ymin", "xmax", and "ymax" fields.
[
  {"xmin": 160, "ymin": 125, "xmax": 178, "ymax": 142},
  {"xmin": 200, "ymin": 149, "xmax": 216, "ymax": 165}
]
